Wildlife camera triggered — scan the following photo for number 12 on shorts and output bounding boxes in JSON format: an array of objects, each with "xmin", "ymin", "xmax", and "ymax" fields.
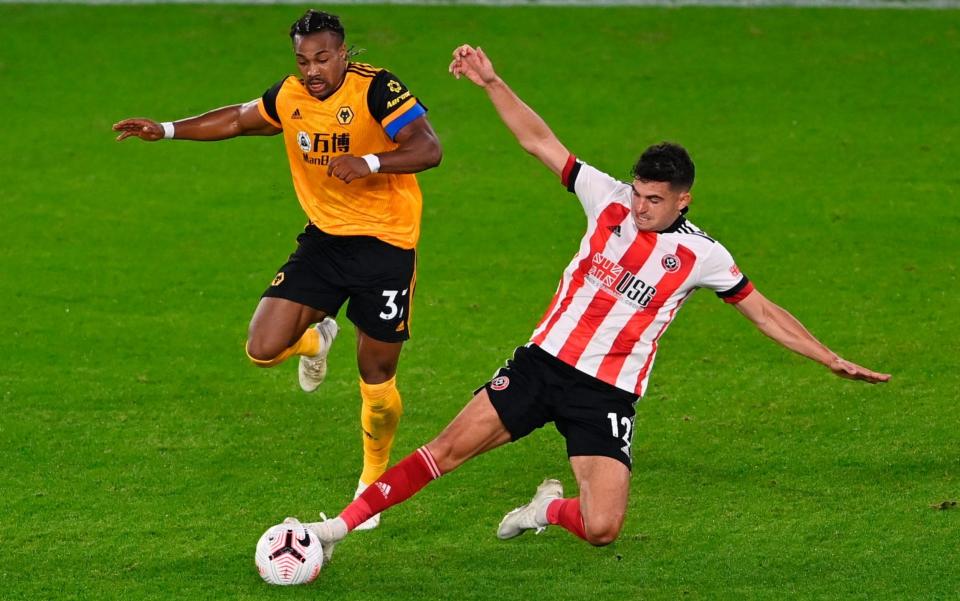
[
  {"xmin": 380, "ymin": 288, "xmax": 408, "ymax": 320},
  {"xmin": 607, "ymin": 412, "xmax": 634, "ymax": 458}
]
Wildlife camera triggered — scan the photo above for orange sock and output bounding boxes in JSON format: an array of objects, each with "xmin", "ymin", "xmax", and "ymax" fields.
[
  {"xmin": 359, "ymin": 376, "xmax": 403, "ymax": 484},
  {"xmin": 245, "ymin": 327, "xmax": 321, "ymax": 368}
]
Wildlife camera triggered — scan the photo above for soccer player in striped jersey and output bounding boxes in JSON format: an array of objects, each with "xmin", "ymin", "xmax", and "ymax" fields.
[
  {"xmin": 300, "ymin": 45, "xmax": 889, "ymax": 558},
  {"xmin": 112, "ymin": 10, "xmax": 442, "ymax": 530}
]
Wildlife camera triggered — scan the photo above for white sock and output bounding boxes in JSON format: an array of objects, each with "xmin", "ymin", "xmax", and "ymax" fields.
[
  {"xmin": 309, "ymin": 516, "xmax": 348, "ymax": 542},
  {"xmin": 535, "ymin": 500, "xmax": 552, "ymax": 526}
]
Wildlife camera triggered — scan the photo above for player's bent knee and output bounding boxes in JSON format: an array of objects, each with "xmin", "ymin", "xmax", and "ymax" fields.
[
  {"xmin": 584, "ymin": 526, "xmax": 621, "ymax": 547},
  {"xmin": 358, "ymin": 365, "xmax": 397, "ymax": 385},
  {"xmin": 583, "ymin": 517, "xmax": 624, "ymax": 547}
]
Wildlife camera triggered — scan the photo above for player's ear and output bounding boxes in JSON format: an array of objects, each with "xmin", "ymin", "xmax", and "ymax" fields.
[{"xmin": 677, "ymin": 191, "xmax": 692, "ymax": 211}]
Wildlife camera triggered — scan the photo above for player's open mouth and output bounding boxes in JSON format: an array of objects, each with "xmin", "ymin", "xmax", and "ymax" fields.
[{"xmin": 307, "ymin": 80, "xmax": 326, "ymax": 93}]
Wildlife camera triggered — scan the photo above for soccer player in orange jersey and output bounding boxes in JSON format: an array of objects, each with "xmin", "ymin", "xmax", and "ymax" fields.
[{"xmin": 113, "ymin": 10, "xmax": 442, "ymax": 530}]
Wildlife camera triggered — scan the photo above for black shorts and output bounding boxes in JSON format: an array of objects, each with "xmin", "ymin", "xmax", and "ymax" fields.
[
  {"xmin": 479, "ymin": 344, "xmax": 640, "ymax": 469},
  {"xmin": 262, "ymin": 224, "xmax": 415, "ymax": 343}
]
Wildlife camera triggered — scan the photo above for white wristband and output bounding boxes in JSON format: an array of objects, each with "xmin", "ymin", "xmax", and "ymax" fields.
[
  {"xmin": 161, "ymin": 121, "xmax": 175, "ymax": 140},
  {"xmin": 362, "ymin": 153, "xmax": 380, "ymax": 174}
]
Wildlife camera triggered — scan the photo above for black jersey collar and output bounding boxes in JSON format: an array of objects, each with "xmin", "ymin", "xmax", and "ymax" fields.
[{"xmin": 658, "ymin": 209, "xmax": 689, "ymax": 234}]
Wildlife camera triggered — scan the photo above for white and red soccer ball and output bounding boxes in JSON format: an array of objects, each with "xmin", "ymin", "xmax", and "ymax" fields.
[{"xmin": 254, "ymin": 518, "xmax": 324, "ymax": 585}]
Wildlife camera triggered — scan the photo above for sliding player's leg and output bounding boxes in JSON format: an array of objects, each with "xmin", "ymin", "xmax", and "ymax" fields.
[
  {"xmin": 306, "ymin": 388, "xmax": 512, "ymax": 545},
  {"xmin": 553, "ymin": 455, "xmax": 630, "ymax": 545},
  {"xmin": 496, "ymin": 456, "xmax": 629, "ymax": 546},
  {"xmin": 304, "ymin": 344, "xmax": 552, "ymax": 559},
  {"xmin": 497, "ymin": 351, "xmax": 637, "ymax": 545}
]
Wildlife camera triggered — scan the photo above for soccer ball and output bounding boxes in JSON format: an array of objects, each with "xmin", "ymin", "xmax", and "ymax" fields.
[{"xmin": 254, "ymin": 518, "xmax": 324, "ymax": 585}]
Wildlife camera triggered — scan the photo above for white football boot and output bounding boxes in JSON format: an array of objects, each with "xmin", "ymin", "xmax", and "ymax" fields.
[
  {"xmin": 300, "ymin": 513, "xmax": 346, "ymax": 566},
  {"xmin": 298, "ymin": 318, "xmax": 339, "ymax": 392},
  {"xmin": 351, "ymin": 480, "xmax": 381, "ymax": 531},
  {"xmin": 496, "ymin": 479, "xmax": 564, "ymax": 540}
]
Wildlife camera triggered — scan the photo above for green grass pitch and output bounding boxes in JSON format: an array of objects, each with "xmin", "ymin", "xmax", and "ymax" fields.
[{"xmin": 1, "ymin": 4, "xmax": 958, "ymax": 600}]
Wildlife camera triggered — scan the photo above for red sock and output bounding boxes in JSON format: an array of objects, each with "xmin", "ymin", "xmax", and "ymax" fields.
[
  {"xmin": 545, "ymin": 497, "xmax": 588, "ymax": 541},
  {"xmin": 340, "ymin": 446, "xmax": 442, "ymax": 531}
]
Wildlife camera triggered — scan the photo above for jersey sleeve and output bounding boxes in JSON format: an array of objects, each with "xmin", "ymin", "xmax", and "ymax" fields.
[
  {"xmin": 697, "ymin": 242, "xmax": 755, "ymax": 303},
  {"xmin": 367, "ymin": 70, "xmax": 427, "ymax": 141},
  {"xmin": 560, "ymin": 155, "xmax": 629, "ymax": 218},
  {"xmin": 257, "ymin": 77, "xmax": 286, "ymax": 129}
]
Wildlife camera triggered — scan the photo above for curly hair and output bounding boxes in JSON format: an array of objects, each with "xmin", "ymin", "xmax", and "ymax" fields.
[
  {"xmin": 632, "ymin": 142, "xmax": 695, "ymax": 191},
  {"xmin": 289, "ymin": 9, "xmax": 345, "ymax": 43}
]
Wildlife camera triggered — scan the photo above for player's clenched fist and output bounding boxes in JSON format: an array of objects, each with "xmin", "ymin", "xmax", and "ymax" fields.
[
  {"xmin": 112, "ymin": 118, "xmax": 165, "ymax": 142},
  {"xmin": 327, "ymin": 154, "xmax": 372, "ymax": 183}
]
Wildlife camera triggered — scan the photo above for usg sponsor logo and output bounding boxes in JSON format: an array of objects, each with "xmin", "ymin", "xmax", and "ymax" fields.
[{"xmin": 587, "ymin": 252, "xmax": 657, "ymax": 309}]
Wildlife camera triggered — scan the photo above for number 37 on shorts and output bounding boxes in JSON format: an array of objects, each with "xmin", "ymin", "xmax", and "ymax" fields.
[{"xmin": 379, "ymin": 288, "xmax": 409, "ymax": 320}]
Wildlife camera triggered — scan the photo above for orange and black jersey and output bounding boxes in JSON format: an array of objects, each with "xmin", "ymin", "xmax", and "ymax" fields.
[{"xmin": 258, "ymin": 63, "xmax": 428, "ymax": 249}]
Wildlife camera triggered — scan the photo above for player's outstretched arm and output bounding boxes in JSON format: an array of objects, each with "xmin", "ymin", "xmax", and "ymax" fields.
[
  {"xmin": 734, "ymin": 289, "xmax": 890, "ymax": 383},
  {"xmin": 113, "ymin": 99, "xmax": 280, "ymax": 142},
  {"xmin": 449, "ymin": 45, "xmax": 569, "ymax": 176}
]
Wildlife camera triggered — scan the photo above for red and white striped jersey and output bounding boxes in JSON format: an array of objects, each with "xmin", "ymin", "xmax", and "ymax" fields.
[{"xmin": 530, "ymin": 156, "xmax": 755, "ymax": 396}]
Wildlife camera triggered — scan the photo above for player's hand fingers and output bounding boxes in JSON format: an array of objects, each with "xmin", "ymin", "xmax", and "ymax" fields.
[
  {"xmin": 331, "ymin": 162, "xmax": 351, "ymax": 182},
  {"xmin": 116, "ymin": 119, "xmax": 149, "ymax": 131},
  {"xmin": 464, "ymin": 51, "xmax": 487, "ymax": 73},
  {"xmin": 117, "ymin": 128, "xmax": 145, "ymax": 141},
  {"xmin": 861, "ymin": 369, "xmax": 891, "ymax": 383},
  {"xmin": 327, "ymin": 155, "xmax": 343, "ymax": 176},
  {"xmin": 833, "ymin": 359, "xmax": 890, "ymax": 383},
  {"xmin": 477, "ymin": 46, "xmax": 491, "ymax": 66},
  {"xmin": 853, "ymin": 371, "xmax": 883, "ymax": 383}
]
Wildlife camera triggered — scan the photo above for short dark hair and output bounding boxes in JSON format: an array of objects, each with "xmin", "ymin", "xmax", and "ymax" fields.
[
  {"xmin": 290, "ymin": 9, "xmax": 345, "ymax": 43},
  {"xmin": 632, "ymin": 142, "xmax": 695, "ymax": 191}
]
